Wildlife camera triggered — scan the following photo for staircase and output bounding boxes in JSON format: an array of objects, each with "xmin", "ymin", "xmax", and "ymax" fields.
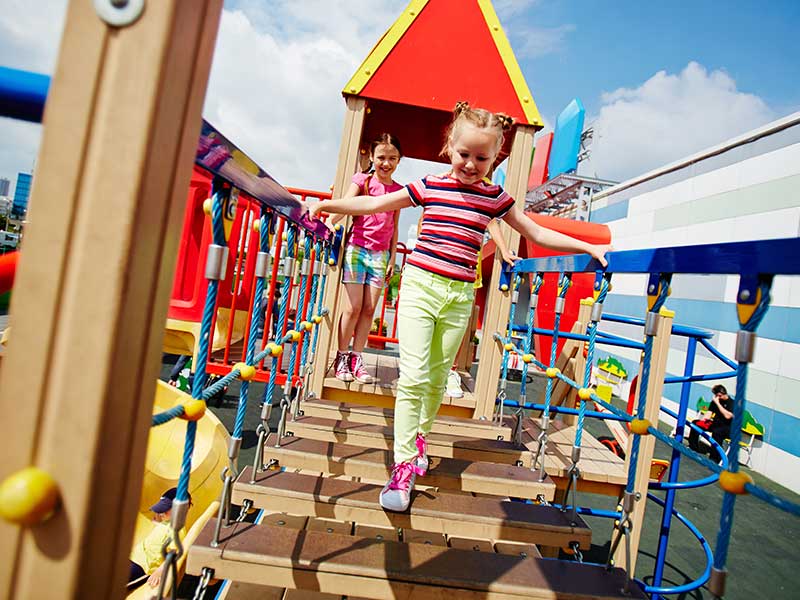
[{"xmin": 187, "ymin": 397, "xmax": 644, "ymax": 599}]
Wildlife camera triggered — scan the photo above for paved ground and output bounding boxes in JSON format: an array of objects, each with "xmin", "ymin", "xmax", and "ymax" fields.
[{"xmin": 165, "ymin": 354, "xmax": 800, "ymax": 600}]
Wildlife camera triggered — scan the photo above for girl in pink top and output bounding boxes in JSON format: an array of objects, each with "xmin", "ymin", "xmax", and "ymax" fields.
[{"xmin": 330, "ymin": 134, "xmax": 403, "ymax": 383}]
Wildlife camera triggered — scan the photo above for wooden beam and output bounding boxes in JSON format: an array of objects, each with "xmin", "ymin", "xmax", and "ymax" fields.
[
  {"xmin": 309, "ymin": 96, "xmax": 366, "ymax": 399},
  {"xmin": 473, "ymin": 125, "xmax": 535, "ymax": 419},
  {"xmin": 615, "ymin": 308, "xmax": 673, "ymax": 575},
  {"xmin": 0, "ymin": 1, "xmax": 223, "ymax": 598}
]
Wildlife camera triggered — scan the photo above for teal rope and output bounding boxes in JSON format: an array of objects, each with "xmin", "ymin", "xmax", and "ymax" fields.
[
  {"xmin": 519, "ymin": 273, "xmax": 543, "ymax": 401},
  {"xmin": 542, "ymin": 273, "xmax": 572, "ymax": 417},
  {"xmin": 152, "ymin": 404, "xmax": 186, "ymax": 427},
  {"xmin": 498, "ymin": 274, "xmax": 521, "ymax": 394},
  {"xmin": 300, "ymin": 239, "xmax": 322, "ymax": 368},
  {"xmin": 285, "ymin": 234, "xmax": 312, "ymax": 389},
  {"xmin": 311, "ymin": 243, "xmax": 330, "ymax": 355},
  {"xmin": 714, "ymin": 279, "xmax": 772, "ymax": 570}
]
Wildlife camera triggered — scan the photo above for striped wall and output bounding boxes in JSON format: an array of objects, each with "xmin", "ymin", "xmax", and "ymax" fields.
[{"xmin": 587, "ymin": 113, "xmax": 800, "ymax": 492}]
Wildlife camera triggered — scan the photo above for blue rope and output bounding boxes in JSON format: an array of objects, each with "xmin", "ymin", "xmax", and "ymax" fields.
[
  {"xmin": 518, "ymin": 273, "xmax": 542, "ymax": 401},
  {"xmin": 625, "ymin": 274, "xmax": 671, "ymax": 494},
  {"xmin": 261, "ymin": 223, "xmax": 296, "ymax": 407},
  {"xmin": 300, "ymin": 239, "xmax": 322, "ymax": 368},
  {"xmin": 152, "ymin": 404, "xmax": 186, "ymax": 427},
  {"xmin": 714, "ymin": 279, "xmax": 772, "ymax": 570},
  {"xmin": 285, "ymin": 234, "xmax": 312, "ymax": 390},
  {"xmin": 498, "ymin": 274, "xmax": 520, "ymax": 393},
  {"xmin": 177, "ymin": 185, "xmax": 227, "ymax": 503},
  {"xmin": 542, "ymin": 273, "xmax": 571, "ymax": 417},
  {"xmin": 745, "ymin": 482, "xmax": 800, "ymax": 516},
  {"xmin": 311, "ymin": 243, "xmax": 330, "ymax": 356}
]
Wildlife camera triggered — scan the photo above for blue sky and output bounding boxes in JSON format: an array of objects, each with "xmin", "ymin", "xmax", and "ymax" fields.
[{"xmin": 1, "ymin": 0, "xmax": 799, "ymax": 235}]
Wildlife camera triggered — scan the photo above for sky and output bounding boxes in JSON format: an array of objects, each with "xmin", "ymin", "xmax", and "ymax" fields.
[{"xmin": 1, "ymin": 0, "xmax": 799, "ymax": 241}]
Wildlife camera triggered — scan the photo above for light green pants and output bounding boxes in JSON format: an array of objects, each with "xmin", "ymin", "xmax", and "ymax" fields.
[{"xmin": 394, "ymin": 265, "xmax": 475, "ymax": 462}]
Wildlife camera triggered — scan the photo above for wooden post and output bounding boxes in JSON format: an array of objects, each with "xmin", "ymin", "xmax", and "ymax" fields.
[
  {"xmin": 615, "ymin": 307, "xmax": 674, "ymax": 575},
  {"xmin": 309, "ymin": 96, "xmax": 366, "ymax": 398},
  {"xmin": 472, "ymin": 125, "xmax": 535, "ymax": 419},
  {"xmin": 0, "ymin": 1, "xmax": 223, "ymax": 598}
]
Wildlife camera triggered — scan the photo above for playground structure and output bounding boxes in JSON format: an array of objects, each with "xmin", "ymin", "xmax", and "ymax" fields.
[{"xmin": 0, "ymin": 1, "xmax": 799, "ymax": 600}]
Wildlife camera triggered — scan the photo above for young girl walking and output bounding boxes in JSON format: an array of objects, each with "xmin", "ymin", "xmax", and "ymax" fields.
[
  {"xmin": 310, "ymin": 103, "xmax": 611, "ymax": 512},
  {"xmin": 330, "ymin": 133, "xmax": 403, "ymax": 384}
]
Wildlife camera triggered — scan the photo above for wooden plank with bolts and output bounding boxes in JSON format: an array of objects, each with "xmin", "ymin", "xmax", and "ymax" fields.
[
  {"xmin": 232, "ymin": 469, "xmax": 589, "ymax": 548},
  {"xmin": 0, "ymin": 1, "xmax": 224, "ymax": 598},
  {"xmin": 261, "ymin": 434, "xmax": 555, "ymax": 499},
  {"xmin": 186, "ymin": 519, "xmax": 645, "ymax": 600},
  {"xmin": 286, "ymin": 416, "xmax": 533, "ymax": 466}
]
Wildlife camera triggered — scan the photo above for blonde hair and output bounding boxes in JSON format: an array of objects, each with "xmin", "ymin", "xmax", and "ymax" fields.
[{"xmin": 441, "ymin": 101, "xmax": 515, "ymax": 159}]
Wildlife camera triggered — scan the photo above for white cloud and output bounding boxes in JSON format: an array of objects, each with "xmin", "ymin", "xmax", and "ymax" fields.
[{"xmin": 581, "ymin": 62, "xmax": 776, "ymax": 182}]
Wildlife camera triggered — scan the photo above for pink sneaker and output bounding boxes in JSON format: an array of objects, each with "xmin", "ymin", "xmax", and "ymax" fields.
[
  {"xmin": 334, "ymin": 351, "xmax": 353, "ymax": 382},
  {"xmin": 349, "ymin": 352, "xmax": 374, "ymax": 384},
  {"xmin": 379, "ymin": 461, "xmax": 421, "ymax": 512},
  {"xmin": 415, "ymin": 433, "xmax": 429, "ymax": 475}
]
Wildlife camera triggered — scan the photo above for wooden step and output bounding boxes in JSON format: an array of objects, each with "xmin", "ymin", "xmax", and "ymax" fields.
[
  {"xmin": 232, "ymin": 469, "xmax": 588, "ymax": 548},
  {"xmin": 188, "ymin": 519, "xmax": 645, "ymax": 600},
  {"xmin": 300, "ymin": 399, "xmax": 514, "ymax": 440},
  {"xmin": 261, "ymin": 434, "xmax": 555, "ymax": 500},
  {"xmin": 287, "ymin": 416, "xmax": 532, "ymax": 467}
]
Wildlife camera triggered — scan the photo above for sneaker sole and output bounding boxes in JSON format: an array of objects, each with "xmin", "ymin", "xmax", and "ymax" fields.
[{"xmin": 336, "ymin": 374, "xmax": 355, "ymax": 382}]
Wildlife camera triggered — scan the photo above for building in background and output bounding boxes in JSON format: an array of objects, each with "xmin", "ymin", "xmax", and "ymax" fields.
[
  {"xmin": 12, "ymin": 172, "xmax": 32, "ymax": 217},
  {"xmin": 0, "ymin": 178, "xmax": 10, "ymax": 197}
]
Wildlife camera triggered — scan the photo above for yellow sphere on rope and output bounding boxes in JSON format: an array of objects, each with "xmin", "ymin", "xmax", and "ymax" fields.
[
  {"xmin": 0, "ymin": 467, "xmax": 60, "ymax": 526},
  {"xmin": 234, "ymin": 362, "xmax": 256, "ymax": 382},
  {"xmin": 718, "ymin": 470, "xmax": 753, "ymax": 495},
  {"xmin": 300, "ymin": 321, "xmax": 313, "ymax": 332},
  {"xmin": 267, "ymin": 342, "xmax": 283, "ymax": 357},
  {"xmin": 282, "ymin": 231, "xmax": 288, "ymax": 241},
  {"xmin": 629, "ymin": 419, "xmax": 651, "ymax": 435},
  {"xmin": 252, "ymin": 220, "xmax": 261, "ymax": 233},
  {"xmin": 578, "ymin": 388, "xmax": 593, "ymax": 401},
  {"xmin": 180, "ymin": 399, "xmax": 207, "ymax": 421},
  {"xmin": 522, "ymin": 354, "xmax": 534, "ymax": 363},
  {"xmin": 503, "ymin": 343, "xmax": 514, "ymax": 352},
  {"xmin": 545, "ymin": 367, "xmax": 560, "ymax": 378},
  {"xmin": 202, "ymin": 199, "xmax": 212, "ymax": 215},
  {"xmin": 312, "ymin": 315, "xmax": 323, "ymax": 324},
  {"xmin": 287, "ymin": 330, "xmax": 301, "ymax": 342}
]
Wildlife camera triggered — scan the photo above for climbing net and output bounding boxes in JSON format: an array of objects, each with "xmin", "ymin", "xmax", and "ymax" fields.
[
  {"xmin": 493, "ymin": 243, "xmax": 800, "ymax": 598},
  {"xmin": 147, "ymin": 177, "xmax": 337, "ymax": 599}
]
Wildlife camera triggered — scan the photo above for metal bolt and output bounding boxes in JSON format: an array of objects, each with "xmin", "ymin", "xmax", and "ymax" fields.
[
  {"xmin": 648, "ymin": 284, "xmax": 656, "ymax": 293},
  {"xmin": 520, "ymin": 552, "xmax": 528, "ymax": 558},
  {"xmin": 277, "ymin": 519, "xmax": 286, "ymax": 526},
  {"xmin": 111, "ymin": 0, "xmax": 128, "ymax": 6},
  {"xmin": 739, "ymin": 289, "xmax": 751, "ymax": 302},
  {"xmin": 326, "ymin": 527, "xmax": 334, "ymax": 533},
  {"xmin": 376, "ymin": 534, "xmax": 383, "ymax": 541}
]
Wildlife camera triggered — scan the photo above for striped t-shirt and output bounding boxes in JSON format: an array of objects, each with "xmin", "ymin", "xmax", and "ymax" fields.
[{"xmin": 406, "ymin": 175, "xmax": 515, "ymax": 282}]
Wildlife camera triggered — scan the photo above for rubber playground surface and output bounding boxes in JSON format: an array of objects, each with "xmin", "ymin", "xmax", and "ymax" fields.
[{"xmin": 161, "ymin": 357, "xmax": 800, "ymax": 600}]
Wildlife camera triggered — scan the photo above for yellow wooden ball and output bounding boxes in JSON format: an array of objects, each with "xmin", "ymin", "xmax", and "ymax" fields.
[
  {"xmin": 522, "ymin": 354, "xmax": 534, "ymax": 363},
  {"xmin": 234, "ymin": 362, "xmax": 256, "ymax": 382},
  {"xmin": 545, "ymin": 367, "xmax": 560, "ymax": 378},
  {"xmin": 267, "ymin": 343, "xmax": 283, "ymax": 357},
  {"xmin": 180, "ymin": 400, "xmax": 207, "ymax": 421},
  {"xmin": 202, "ymin": 199, "xmax": 212, "ymax": 215},
  {"xmin": 578, "ymin": 388, "xmax": 593, "ymax": 401},
  {"xmin": 0, "ymin": 467, "xmax": 60, "ymax": 526},
  {"xmin": 629, "ymin": 419, "xmax": 651, "ymax": 435},
  {"xmin": 718, "ymin": 470, "xmax": 753, "ymax": 495}
]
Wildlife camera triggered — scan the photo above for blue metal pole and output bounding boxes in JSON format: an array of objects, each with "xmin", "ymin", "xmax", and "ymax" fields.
[
  {"xmin": 0, "ymin": 66, "xmax": 50, "ymax": 122},
  {"xmin": 651, "ymin": 335, "xmax": 697, "ymax": 599}
]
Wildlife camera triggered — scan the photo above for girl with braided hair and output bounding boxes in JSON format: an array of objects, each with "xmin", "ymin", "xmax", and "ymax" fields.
[{"xmin": 309, "ymin": 102, "xmax": 611, "ymax": 511}]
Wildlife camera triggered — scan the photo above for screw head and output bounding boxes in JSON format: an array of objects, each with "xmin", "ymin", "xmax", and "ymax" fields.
[{"xmin": 739, "ymin": 289, "xmax": 751, "ymax": 302}]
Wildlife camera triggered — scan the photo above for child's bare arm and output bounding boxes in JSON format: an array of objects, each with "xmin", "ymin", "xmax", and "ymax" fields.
[
  {"xmin": 487, "ymin": 219, "xmax": 519, "ymax": 265},
  {"xmin": 502, "ymin": 205, "xmax": 611, "ymax": 266},
  {"xmin": 309, "ymin": 188, "xmax": 412, "ymax": 219}
]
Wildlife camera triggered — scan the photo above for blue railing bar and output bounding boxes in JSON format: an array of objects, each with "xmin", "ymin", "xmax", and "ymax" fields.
[
  {"xmin": 698, "ymin": 337, "xmax": 738, "ymax": 369},
  {"xmin": 511, "ymin": 237, "xmax": 800, "ymax": 276},
  {"xmin": 526, "ymin": 501, "xmax": 621, "ymax": 520},
  {"xmin": 602, "ymin": 313, "xmax": 715, "ymax": 340},
  {"xmin": 0, "ymin": 66, "xmax": 49, "ymax": 123},
  {"xmin": 640, "ymin": 493, "xmax": 713, "ymax": 595},
  {"xmin": 664, "ymin": 370, "xmax": 737, "ymax": 384},
  {"xmin": 594, "ymin": 329, "xmax": 649, "ymax": 348},
  {"xmin": 195, "ymin": 120, "xmax": 330, "ymax": 240},
  {"xmin": 524, "ymin": 326, "xmax": 646, "ymax": 350},
  {"xmin": 496, "ymin": 399, "xmax": 630, "ymax": 422}
]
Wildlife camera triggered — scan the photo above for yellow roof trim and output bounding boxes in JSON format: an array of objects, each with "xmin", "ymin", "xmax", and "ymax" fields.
[
  {"xmin": 342, "ymin": 0, "xmax": 430, "ymax": 96},
  {"xmin": 477, "ymin": 0, "xmax": 543, "ymax": 127}
]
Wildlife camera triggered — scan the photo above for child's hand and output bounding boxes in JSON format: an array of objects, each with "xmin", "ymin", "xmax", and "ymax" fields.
[
  {"xmin": 500, "ymin": 249, "xmax": 521, "ymax": 266},
  {"xmin": 147, "ymin": 565, "xmax": 164, "ymax": 588},
  {"xmin": 588, "ymin": 244, "xmax": 613, "ymax": 267},
  {"xmin": 307, "ymin": 201, "xmax": 324, "ymax": 220}
]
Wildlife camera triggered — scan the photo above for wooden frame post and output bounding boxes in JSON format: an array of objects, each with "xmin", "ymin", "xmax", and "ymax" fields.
[
  {"xmin": 309, "ymin": 96, "xmax": 366, "ymax": 398},
  {"xmin": 615, "ymin": 307, "xmax": 673, "ymax": 575},
  {"xmin": 473, "ymin": 125, "xmax": 535, "ymax": 419},
  {"xmin": 0, "ymin": 1, "xmax": 223, "ymax": 598}
]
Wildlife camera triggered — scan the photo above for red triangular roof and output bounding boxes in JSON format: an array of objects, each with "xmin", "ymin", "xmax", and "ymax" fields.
[{"xmin": 344, "ymin": 0, "xmax": 542, "ymax": 127}]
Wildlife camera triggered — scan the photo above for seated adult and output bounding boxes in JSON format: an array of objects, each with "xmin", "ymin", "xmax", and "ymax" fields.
[{"xmin": 687, "ymin": 384, "xmax": 733, "ymax": 463}]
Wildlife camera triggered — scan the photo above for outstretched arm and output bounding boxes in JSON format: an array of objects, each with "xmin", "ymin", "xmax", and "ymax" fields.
[
  {"xmin": 309, "ymin": 188, "xmax": 413, "ymax": 219},
  {"xmin": 502, "ymin": 205, "xmax": 611, "ymax": 266},
  {"xmin": 487, "ymin": 219, "xmax": 520, "ymax": 266},
  {"xmin": 328, "ymin": 182, "xmax": 361, "ymax": 227}
]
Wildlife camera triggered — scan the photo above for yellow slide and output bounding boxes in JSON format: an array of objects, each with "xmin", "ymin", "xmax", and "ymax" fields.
[{"xmin": 127, "ymin": 381, "xmax": 229, "ymax": 598}]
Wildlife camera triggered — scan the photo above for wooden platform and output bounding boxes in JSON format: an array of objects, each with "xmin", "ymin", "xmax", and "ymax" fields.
[
  {"xmin": 188, "ymin": 519, "xmax": 645, "ymax": 600},
  {"xmin": 321, "ymin": 351, "xmax": 478, "ymax": 413},
  {"xmin": 260, "ymin": 434, "xmax": 556, "ymax": 500},
  {"xmin": 232, "ymin": 469, "xmax": 586, "ymax": 548}
]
